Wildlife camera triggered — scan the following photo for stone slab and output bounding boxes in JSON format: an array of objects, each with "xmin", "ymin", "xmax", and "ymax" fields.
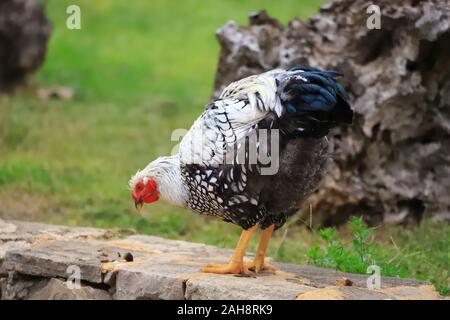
[{"xmin": 0, "ymin": 220, "xmax": 445, "ymax": 300}]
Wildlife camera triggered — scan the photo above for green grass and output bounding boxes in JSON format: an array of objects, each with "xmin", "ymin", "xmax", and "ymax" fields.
[
  {"xmin": 0, "ymin": 0, "xmax": 448, "ymax": 296},
  {"xmin": 39, "ymin": 0, "xmax": 323, "ymax": 105}
]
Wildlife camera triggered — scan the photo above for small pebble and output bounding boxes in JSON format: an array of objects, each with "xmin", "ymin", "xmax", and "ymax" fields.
[
  {"xmin": 336, "ymin": 277, "xmax": 353, "ymax": 286},
  {"xmin": 123, "ymin": 252, "xmax": 133, "ymax": 262}
]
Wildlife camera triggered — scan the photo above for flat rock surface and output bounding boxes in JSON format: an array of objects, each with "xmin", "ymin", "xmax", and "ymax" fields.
[{"xmin": 0, "ymin": 220, "xmax": 445, "ymax": 300}]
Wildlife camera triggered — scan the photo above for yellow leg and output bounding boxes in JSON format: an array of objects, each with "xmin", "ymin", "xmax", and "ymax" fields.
[
  {"xmin": 246, "ymin": 224, "xmax": 277, "ymax": 273},
  {"xmin": 202, "ymin": 224, "xmax": 258, "ymax": 275}
]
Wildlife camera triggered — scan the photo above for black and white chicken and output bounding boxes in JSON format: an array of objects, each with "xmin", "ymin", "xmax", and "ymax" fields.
[{"xmin": 130, "ymin": 66, "xmax": 353, "ymax": 275}]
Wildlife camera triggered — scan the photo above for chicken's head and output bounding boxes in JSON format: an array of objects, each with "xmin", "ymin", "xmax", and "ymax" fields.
[{"xmin": 131, "ymin": 177, "xmax": 159, "ymax": 210}]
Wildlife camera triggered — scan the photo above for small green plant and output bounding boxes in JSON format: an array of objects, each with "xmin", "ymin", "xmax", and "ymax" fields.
[
  {"xmin": 308, "ymin": 217, "xmax": 401, "ymax": 275},
  {"xmin": 349, "ymin": 216, "xmax": 374, "ymax": 265}
]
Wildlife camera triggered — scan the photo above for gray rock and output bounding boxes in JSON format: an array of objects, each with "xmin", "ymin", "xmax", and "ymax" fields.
[
  {"xmin": 3, "ymin": 241, "xmax": 107, "ymax": 283},
  {"xmin": 1, "ymin": 273, "xmax": 111, "ymax": 300},
  {"xmin": 185, "ymin": 273, "xmax": 314, "ymax": 300},
  {"xmin": 0, "ymin": 220, "xmax": 107, "ymax": 243},
  {"xmin": 115, "ymin": 265, "xmax": 190, "ymax": 300},
  {"xmin": 0, "ymin": 272, "xmax": 42, "ymax": 300},
  {"xmin": 0, "ymin": 220, "xmax": 445, "ymax": 300},
  {"xmin": 109, "ymin": 236, "xmax": 233, "ymax": 300},
  {"xmin": 2, "ymin": 240, "xmax": 142, "ymax": 284},
  {"xmin": 28, "ymin": 278, "xmax": 111, "ymax": 300},
  {"xmin": 0, "ymin": 219, "xmax": 17, "ymax": 234},
  {"xmin": 279, "ymin": 263, "xmax": 425, "ymax": 289},
  {"xmin": 0, "ymin": 220, "xmax": 109, "ymax": 274},
  {"xmin": 0, "ymin": 0, "xmax": 52, "ymax": 91}
]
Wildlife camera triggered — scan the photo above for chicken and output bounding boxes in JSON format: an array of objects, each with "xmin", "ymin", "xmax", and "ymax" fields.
[{"xmin": 130, "ymin": 66, "xmax": 353, "ymax": 275}]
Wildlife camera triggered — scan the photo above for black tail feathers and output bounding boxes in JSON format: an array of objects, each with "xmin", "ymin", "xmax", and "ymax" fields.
[{"xmin": 278, "ymin": 66, "xmax": 353, "ymax": 138}]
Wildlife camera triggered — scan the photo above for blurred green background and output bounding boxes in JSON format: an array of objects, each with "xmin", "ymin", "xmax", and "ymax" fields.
[{"xmin": 0, "ymin": 0, "xmax": 448, "ymax": 294}]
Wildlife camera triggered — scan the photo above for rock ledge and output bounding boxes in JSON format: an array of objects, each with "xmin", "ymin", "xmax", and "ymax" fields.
[{"xmin": 0, "ymin": 219, "xmax": 443, "ymax": 300}]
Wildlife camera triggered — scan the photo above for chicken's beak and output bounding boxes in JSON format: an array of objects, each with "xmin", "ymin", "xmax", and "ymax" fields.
[{"xmin": 135, "ymin": 199, "xmax": 144, "ymax": 212}]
